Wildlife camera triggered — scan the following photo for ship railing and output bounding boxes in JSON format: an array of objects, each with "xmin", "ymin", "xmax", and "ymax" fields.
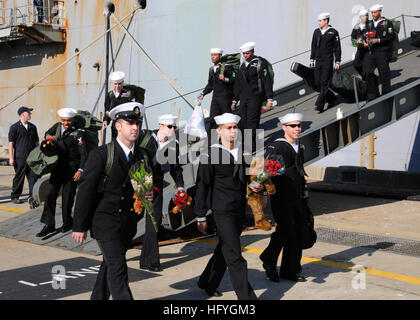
[
  {"xmin": 142, "ymin": 14, "xmax": 419, "ymax": 113},
  {"xmin": 0, "ymin": 1, "xmax": 65, "ymax": 30}
]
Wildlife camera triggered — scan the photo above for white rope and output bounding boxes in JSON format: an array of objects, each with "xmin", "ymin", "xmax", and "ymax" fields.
[{"xmin": 0, "ymin": 9, "xmax": 139, "ymax": 112}]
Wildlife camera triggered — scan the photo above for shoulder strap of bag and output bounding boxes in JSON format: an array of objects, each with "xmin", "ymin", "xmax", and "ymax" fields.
[
  {"xmin": 55, "ymin": 123, "xmax": 61, "ymax": 138},
  {"xmin": 139, "ymin": 130, "xmax": 153, "ymax": 149},
  {"xmin": 97, "ymin": 141, "xmax": 114, "ymax": 193}
]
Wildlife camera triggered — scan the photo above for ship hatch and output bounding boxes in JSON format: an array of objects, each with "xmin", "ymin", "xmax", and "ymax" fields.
[{"xmin": 0, "ymin": 0, "xmax": 66, "ymax": 44}]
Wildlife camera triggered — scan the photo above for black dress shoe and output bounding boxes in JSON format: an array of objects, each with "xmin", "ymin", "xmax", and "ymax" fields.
[
  {"xmin": 60, "ymin": 225, "xmax": 72, "ymax": 233},
  {"xmin": 140, "ymin": 265, "xmax": 163, "ymax": 272},
  {"xmin": 280, "ymin": 273, "xmax": 307, "ymax": 282},
  {"xmin": 12, "ymin": 198, "xmax": 24, "ymax": 204},
  {"xmin": 262, "ymin": 263, "xmax": 280, "ymax": 282},
  {"xmin": 36, "ymin": 225, "xmax": 56, "ymax": 238},
  {"xmin": 197, "ymin": 283, "xmax": 223, "ymax": 297}
]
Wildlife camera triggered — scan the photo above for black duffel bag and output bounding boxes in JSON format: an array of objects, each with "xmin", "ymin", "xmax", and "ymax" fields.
[
  {"xmin": 291, "ymin": 62, "xmax": 319, "ymax": 92},
  {"xmin": 411, "ymin": 31, "xmax": 420, "ymax": 48},
  {"xmin": 330, "ymin": 69, "xmax": 368, "ymax": 102}
]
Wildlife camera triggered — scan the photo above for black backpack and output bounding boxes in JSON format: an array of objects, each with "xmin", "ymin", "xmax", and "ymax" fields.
[
  {"xmin": 219, "ymin": 53, "xmax": 241, "ymax": 77},
  {"xmin": 109, "ymin": 84, "xmax": 146, "ymax": 104}
]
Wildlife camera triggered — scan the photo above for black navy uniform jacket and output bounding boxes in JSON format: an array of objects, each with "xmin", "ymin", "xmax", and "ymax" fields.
[
  {"xmin": 45, "ymin": 123, "xmax": 87, "ymax": 175},
  {"xmin": 73, "ymin": 140, "xmax": 143, "ymax": 242},
  {"xmin": 103, "ymin": 89, "xmax": 132, "ymax": 125},
  {"xmin": 202, "ymin": 64, "xmax": 235, "ymax": 98},
  {"xmin": 366, "ymin": 19, "xmax": 395, "ymax": 53},
  {"xmin": 194, "ymin": 145, "xmax": 247, "ymax": 218},
  {"xmin": 351, "ymin": 24, "xmax": 368, "ymax": 49},
  {"xmin": 310, "ymin": 27, "xmax": 342, "ymax": 63},
  {"xmin": 8, "ymin": 121, "xmax": 39, "ymax": 159},
  {"xmin": 138, "ymin": 130, "xmax": 184, "ymax": 191},
  {"xmin": 233, "ymin": 57, "xmax": 273, "ymax": 101},
  {"xmin": 265, "ymin": 139, "xmax": 307, "ymax": 221}
]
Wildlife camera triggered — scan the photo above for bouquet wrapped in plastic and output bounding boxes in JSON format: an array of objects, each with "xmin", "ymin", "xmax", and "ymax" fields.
[
  {"xmin": 247, "ymin": 154, "xmax": 285, "ymax": 231},
  {"xmin": 172, "ymin": 189, "xmax": 192, "ymax": 214},
  {"xmin": 129, "ymin": 161, "xmax": 158, "ymax": 232}
]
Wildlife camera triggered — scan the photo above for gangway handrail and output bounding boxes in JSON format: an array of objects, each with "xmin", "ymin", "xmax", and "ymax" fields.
[{"xmin": 143, "ymin": 14, "xmax": 419, "ymax": 111}]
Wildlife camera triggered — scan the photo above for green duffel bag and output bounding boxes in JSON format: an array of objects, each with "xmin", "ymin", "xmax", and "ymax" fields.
[{"xmin": 26, "ymin": 146, "xmax": 58, "ymax": 177}]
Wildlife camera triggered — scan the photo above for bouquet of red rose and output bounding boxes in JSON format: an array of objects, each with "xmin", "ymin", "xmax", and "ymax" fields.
[
  {"xmin": 365, "ymin": 31, "xmax": 377, "ymax": 55},
  {"xmin": 172, "ymin": 189, "xmax": 192, "ymax": 214},
  {"xmin": 247, "ymin": 154, "xmax": 285, "ymax": 199}
]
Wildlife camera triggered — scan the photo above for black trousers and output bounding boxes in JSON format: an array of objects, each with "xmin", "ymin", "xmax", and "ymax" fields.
[
  {"xmin": 260, "ymin": 197, "xmax": 302, "ymax": 278},
  {"xmin": 210, "ymin": 95, "xmax": 233, "ymax": 120},
  {"xmin": 353, "ymin": 48, "xmax": 367, "ymax": 78},
  {"xmin": 91, "ymin": 239, "xmax": 133, "ymax": 300},
  {"xmin": 139, "ymin": 191, "xmax": 163, "ymax": 268},
  {"xmin": 205, "ymin": 95, "xmax": 234, "ymax": 142},
  {"xmin": 239, "ymin": 95, "xmax": 264, "ymax": 154},
  {"xmin": 363, "ymin": 51, "xmax": 391, "ymax": 100},
  {"xmin": 198, "ymin": 212, "xmax": 257, "ymax": 300},
  {"xmin": 11, "ymin": 156, "xmax": 37, "ymax": 200},
  {"xmin": 314, "ymin": 60, "xmax": 336, "ymax": 109},
  {"xmin": 40, "ymin": 172, "xmax": 77, "ymax": 228}
]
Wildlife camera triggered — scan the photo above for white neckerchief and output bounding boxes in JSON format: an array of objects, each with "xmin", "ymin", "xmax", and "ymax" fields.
[
  {"xmin": 244, "ymin": 57, "xmax": 258, "ymax": 67},
  {"xmin": 373, "ymin": 18, "xmax": 384, "ymax": 28},
  {"xmin": 114, "ymin": 90, "xmax": 121, "ymax": 98},
  {"xmin": 213, "ymin": 64, "xmax": 220, "ymax": 73},
  {"xmin": 116, "ymin": 137, "xmax": 135, "ymax": 161},
  {"xmin": 211, "ymin": 142, "xmax": 240, "ymax": 162},
  {"xmin": 320, "ymin": 26, "xmax": 332, "ymax": 35},
  {"xmin": 275, "ymin": 138, "xmax": 299, "ymax": 153}
]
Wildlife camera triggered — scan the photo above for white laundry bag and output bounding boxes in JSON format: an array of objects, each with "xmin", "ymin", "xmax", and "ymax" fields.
[{"xmin": 184, "ymin": 101, "xmax": 207, "ymax": 139}]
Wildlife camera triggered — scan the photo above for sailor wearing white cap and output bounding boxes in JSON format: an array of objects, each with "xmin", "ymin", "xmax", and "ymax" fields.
[
  {"xmin": 57, "ymin": 107, "xmax": 77, "ymax": 118},
  {"xmin": 317, "ymin": 12, "xmax": 330, "ymax": 21},
  {"xmin": 137, "ymin": 113, "xmax": 185, "ymax": 272},
  {"xmin": 369, "ymin": 4, "xmax": 383, "ymax": 12},
  {"xmin": 260, "ymin": 112, "xmax": 311, "ymax": 283},
  {"xmin": 198, "ymin": 48, "xmax": 236, "ymax": 129},
  {"xmin": 363, "ymin": 4, "xmax": 394, "ymax": 100},
  {"xmin": 310, "ymin": 12, "xmax": 341, "ymax": 112},
  {"xmin": 108, "ymin": 101, "xmax": 144, "ymax": 121},
  {"xmin": 210, "ymin": 48, "xmax": 223, "ymax": 55},
  {"xmin": 232, "ymin": 41, "xmax": 274, "ymax": 153},
  {"xmin": 194, "ymin": 112, "xmax": 259, "ymax": 300},
  {"xmin": 214, "ymin": 112, "xmax": 241, "ymax": 126},
  {"xmin": 239, "ymin": 41, "xmax": 255, "ymax": 53},
  {"xmin": 351, "ymin": 9, "xmax": 370, "ymax": 76},
  {"xmin": 37, "ymin": 108, "xmax": 88, "ymax": 238},
  {"xmin": 109, "ymin": 71, "xmax": 125, "ymax": 83},
  {"xmin": 72, "ymin": 99, "xmax": 153, "ymax": 300},
  {"xmin": 104, "ymin": 71, "xmax": 134, "ymax": 137}
]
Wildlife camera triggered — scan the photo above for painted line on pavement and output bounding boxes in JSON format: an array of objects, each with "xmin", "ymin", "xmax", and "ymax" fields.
[
  {"xmin": 0, "ymin": 206, "xmax": 28, "ymax": 214},
  {"xmin": 196, "ymin": 239, "xmax": 420, "ymax": 286}
]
